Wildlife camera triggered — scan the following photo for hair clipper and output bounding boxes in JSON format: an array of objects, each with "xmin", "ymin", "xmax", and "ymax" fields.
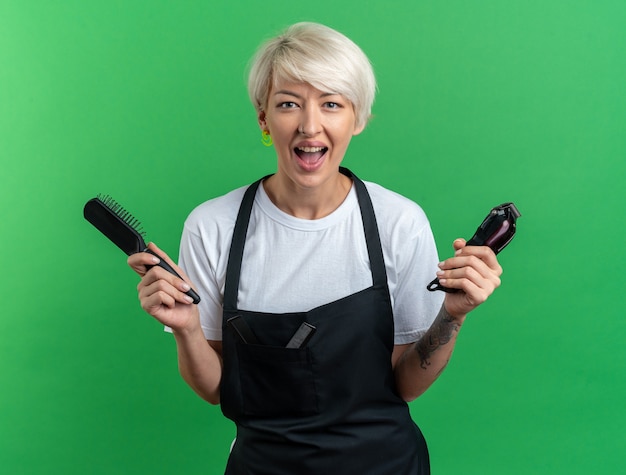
[{"xmin": 427, "ymin": 202, "xmax": 521, "ymax": 293}]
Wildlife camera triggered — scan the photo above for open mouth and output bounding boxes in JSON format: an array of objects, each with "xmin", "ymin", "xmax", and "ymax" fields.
[{"xmin": 294, "ymin": 146, "xmax": 328, "ymax": 165}]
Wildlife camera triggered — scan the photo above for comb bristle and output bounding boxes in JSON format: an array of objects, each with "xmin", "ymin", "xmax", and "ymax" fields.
[{"xmin": 97, "ymin": 194, "xmax": 146, "ymax": 238}]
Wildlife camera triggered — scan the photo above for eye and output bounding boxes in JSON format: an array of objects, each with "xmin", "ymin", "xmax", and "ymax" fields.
[
  {"xmin": 278, "ymin": 101, "xmax": 298, "ymax": 109},
  {"xmin": 324, "ymin": 102, "xmax": 342, "ymax": 109}
]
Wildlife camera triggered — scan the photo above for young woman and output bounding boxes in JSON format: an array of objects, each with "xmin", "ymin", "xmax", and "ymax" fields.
[{"xmin": 128, "ymin": 22, "xmax": 503, "ymax": 474}]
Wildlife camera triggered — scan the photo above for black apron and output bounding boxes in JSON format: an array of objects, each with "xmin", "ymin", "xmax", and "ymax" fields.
[{"xmin": 221, "ymin": 168, "xmax": 429, "ymax": 474}]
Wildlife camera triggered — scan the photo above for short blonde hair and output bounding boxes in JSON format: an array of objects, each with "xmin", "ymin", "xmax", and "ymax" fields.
[{"xmin": 247, "ymin": 22, "xmax": 376, "ymax": 129}]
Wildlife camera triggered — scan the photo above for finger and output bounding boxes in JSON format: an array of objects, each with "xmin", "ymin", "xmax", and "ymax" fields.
[
  {"xmin": 131, "ymin": 242, "xmax": 194, "ymax": 296},
  {"xmin": 450, "ymin": 246, "xmax": 503, "ymax": 275},
  {"xmin": 440, "ymin": 253, "xmax": 495, "ymax": 274},
  {"xmin": 452, "ymin": 238, "xmax": 466, "ymax": 253},
  {"xmin": 139, "ymin": 277, "xmax": 195, "ymax": 310},
  {"xmin": 138, "ymin": 264, "xmax": 196, "ymax": 302},
  {"xmin": 141, "ymin": 287, "xmax": 177, "ymax": 313},
  {"xmin": 145, "ymin": 242, "xmax": 194, "ymax": 284},
  {"xmin": 441, "ymin": 263, "xmax": 499, "ymax": 303},
  {"xmin": 438, "ymin": 263, "xmax": 501, "ymax": 293},
  {"xmin": 128, "ymin": 251, "xmax": 161, "ymax": 276},
  {"xmin": 438, "ymin": 253, "xmax": 502, "ymax": 290}
]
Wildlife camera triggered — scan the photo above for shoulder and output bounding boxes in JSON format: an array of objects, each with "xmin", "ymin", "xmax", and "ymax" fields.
[
  {"xmin": 183, "ymin": 185, "xmax": 249, "ymax": 236},
  {"xmin": 362, "ymin": 180, "xmax": 430, "ymax": 236}
]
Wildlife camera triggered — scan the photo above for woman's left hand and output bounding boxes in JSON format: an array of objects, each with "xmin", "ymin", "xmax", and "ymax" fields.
[{"xmin": 436, "ymin": 238, "xmax": 503, "ymax": 318}]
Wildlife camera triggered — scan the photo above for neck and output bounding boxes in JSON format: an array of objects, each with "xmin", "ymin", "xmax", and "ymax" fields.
[{"xmin": 263, "ymin": 171, "xmax": 352, "ymax": 220}]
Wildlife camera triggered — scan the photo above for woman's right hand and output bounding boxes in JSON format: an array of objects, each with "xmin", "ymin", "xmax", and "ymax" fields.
[{"xmin": 127, "ymin": 242, "xmax": 200, "ymax": 333}]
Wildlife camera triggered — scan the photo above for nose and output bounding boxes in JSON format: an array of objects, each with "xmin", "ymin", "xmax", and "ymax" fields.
[{"xmin": 298, "ymin": 107, "xmax": 322, "ymax": 136}]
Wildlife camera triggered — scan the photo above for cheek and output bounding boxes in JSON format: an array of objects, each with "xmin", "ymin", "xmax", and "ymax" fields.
[
  {"xmin": 333, "ymin": 127, "xmax": 356, "ymax": 148},
  {"xmin": 329, "ymin": 116, "xmax": 358, "ymax": 140},
  {"xmin": 268, "ymin": 119, "xmax": 295, "ymax": 141}
]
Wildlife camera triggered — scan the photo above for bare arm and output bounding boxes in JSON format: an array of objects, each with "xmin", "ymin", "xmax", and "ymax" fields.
[
  {"xmin": 172, "ymin": 331, "xmax": 223, "ymax": 405},
  {"xmin": 128, "ymin": 242, "xmax": 222, "ymax": 404},
  {"xmin": 393, "ymin": 305, "xmax": 465, "ymax": 401},
  {"xmin": 393, "ymin": 239, "xmax": 502, "ymax": 401}
]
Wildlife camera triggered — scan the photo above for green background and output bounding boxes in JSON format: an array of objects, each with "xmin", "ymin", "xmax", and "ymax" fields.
[{"xmin": 1, "ymin": 1, "xmax": 625, "ymax": 473}]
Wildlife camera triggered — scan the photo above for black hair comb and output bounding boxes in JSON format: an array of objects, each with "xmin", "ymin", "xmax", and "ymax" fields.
[
  {"xmin": 83, "ymin": 194, "xmax": 201, "ymax": 304},
  {"xmin": 427, "ymin": 202, "xmax": 521, "ymax": 293}
]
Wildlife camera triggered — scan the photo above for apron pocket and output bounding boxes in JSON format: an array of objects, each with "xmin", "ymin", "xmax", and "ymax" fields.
[{"xmin": 237, "ymin": 343, "xmax": 319, "ymax": 417}]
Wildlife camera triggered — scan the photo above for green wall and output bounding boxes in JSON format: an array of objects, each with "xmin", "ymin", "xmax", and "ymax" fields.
[{"xmin": 1, "ymin": 1, "xmax": 624, "ymax": 473}]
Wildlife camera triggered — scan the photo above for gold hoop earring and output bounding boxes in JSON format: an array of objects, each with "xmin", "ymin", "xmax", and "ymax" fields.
[{"xmin": 261, "ymin": 130, "xmax": 273, "ymax": 147}]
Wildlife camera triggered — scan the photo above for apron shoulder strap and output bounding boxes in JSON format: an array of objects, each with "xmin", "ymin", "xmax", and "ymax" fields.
[
  {"xmin": 223, "ymin": 177, "xmax": 265, "ymax": 312},
  {"xmin": 340, "ymin": 167, "xmax": 388, "ymax": 288}
]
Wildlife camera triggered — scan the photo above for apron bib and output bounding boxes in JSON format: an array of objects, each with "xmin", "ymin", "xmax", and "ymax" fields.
[{"xmin": 220, "ymin": 168, "xmax": 429, "ymax": 474}]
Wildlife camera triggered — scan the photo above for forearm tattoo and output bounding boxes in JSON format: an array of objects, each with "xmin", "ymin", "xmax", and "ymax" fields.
[{"xmin": 415, "ymin": 306, "xmax": 460, "ymax": 371}]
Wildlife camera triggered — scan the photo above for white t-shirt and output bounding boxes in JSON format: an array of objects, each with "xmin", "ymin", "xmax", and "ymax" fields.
[{"xmin": 178, "ymin": 179, "xmax": 444, "ymax": 345}]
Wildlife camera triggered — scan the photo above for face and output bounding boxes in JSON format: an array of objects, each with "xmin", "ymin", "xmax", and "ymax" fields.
[{"xmin": 258, "ymin": 81, "xmax": 364, "ymax": 192}]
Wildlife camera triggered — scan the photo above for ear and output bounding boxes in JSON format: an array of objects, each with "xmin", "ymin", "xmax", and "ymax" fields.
[
  {"xmin": 257, "ymin": 110, "xmax": 268, "ymax": 131},
  {"xmin": 352, "ymin": 121, "xmax": 366, "ymax": 136}
]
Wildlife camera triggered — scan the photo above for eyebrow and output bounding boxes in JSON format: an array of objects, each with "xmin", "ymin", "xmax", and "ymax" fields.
[{"xmin": 273, "ymin": 90, "xmax": 340, "ymax": 99}]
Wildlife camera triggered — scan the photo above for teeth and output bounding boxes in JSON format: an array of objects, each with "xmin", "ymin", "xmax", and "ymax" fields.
[{"xmin": 297, "ymin": 146, "xmax": 325, "ymax": 153}]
